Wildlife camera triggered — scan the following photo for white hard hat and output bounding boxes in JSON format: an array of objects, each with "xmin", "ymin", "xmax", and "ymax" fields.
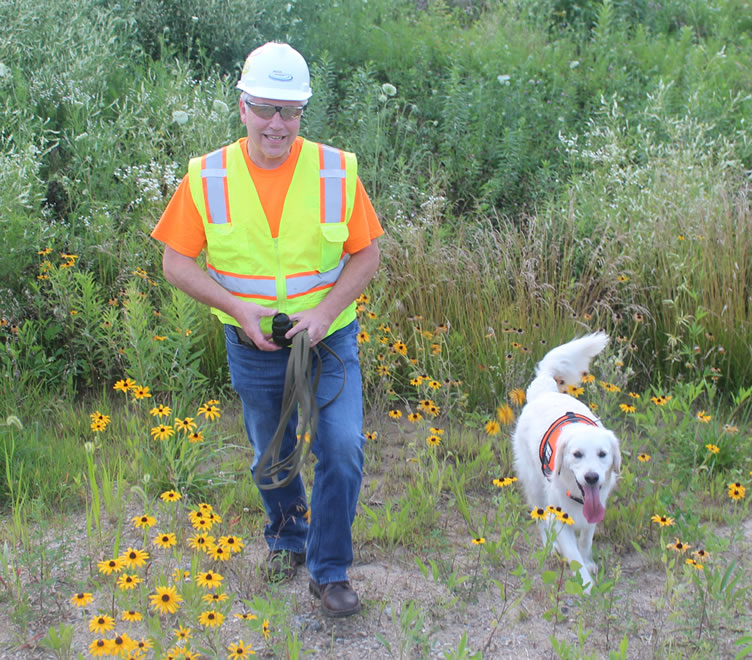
[{"xmin": 237, "ymin": 42, "xmax": 312, "ymax": 102}]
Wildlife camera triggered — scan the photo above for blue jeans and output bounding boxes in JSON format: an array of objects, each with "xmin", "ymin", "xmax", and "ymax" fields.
[{"xmin": 224, "ymin": 319, "xmax": 365, "ymax": 585}]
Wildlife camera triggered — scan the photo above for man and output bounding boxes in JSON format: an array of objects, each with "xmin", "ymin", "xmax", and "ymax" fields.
[{"xmin": 152, "ymin": 42, "xmax": 382, "ymax": 617}]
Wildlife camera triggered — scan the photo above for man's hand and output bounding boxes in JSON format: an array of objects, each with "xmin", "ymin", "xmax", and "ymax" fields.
[
  {"xmin": 287, "ymin": 307, "xmax": 335, "ymax": 346},
  {"xmin": 234, "ymin": 304, "xmax": 280, "ymax": 351}
]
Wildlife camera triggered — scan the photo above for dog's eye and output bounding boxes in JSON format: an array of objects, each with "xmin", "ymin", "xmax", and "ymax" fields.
[
  {"xmin": 598, "ymin": 450, "xmax": 607, "ymax": 458},
  {"xmin": 573, "ymin": 450, "xmax": 583, "ymax": 459}
]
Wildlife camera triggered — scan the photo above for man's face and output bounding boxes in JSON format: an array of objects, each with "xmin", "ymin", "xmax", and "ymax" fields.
[{"xmin": 239, "ymin": 96, "xmax": 305, "ymax": 169}]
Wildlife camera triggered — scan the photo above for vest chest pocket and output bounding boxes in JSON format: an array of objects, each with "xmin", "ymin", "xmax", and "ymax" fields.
[{"xmin": 319, "ymin": 222, "xmax": 349, "ymax": 272}]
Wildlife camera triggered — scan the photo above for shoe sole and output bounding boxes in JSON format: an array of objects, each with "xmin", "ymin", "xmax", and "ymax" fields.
[{"xmin": 309, "ymin": 581, "xmax": 361, "ymax": 618}]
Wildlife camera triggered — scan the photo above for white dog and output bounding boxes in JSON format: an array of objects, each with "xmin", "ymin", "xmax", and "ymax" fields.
[{"xmin": 512, "ymin": 332, "xmax": 621, "ymax": 590}]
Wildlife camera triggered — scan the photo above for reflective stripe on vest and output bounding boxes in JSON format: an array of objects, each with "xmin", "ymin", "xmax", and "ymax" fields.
[
  {"xmin": 201, "ymin": 148, "xmax": 230, "ymax": 225},
  {"xmin": 200, "ymin": 143, "xmax": 348, "ymax": 228},
  {"xmin": 207, "ymin": 256, "xmax": 347, "ymax": 300},
  {"xmin": 539, "ymin": 412, "xmax": 599, "ymax": 478},
  {"xmin": 319, "ymin": 143, "xmax": 346, "ymax": 224}
]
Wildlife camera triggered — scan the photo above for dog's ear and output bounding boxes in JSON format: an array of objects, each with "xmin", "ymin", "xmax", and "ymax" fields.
[
  {"xmin": 609, "ymin": 432, "xmax": 622, "ymax": 474},
  {"xmin": 554, "ymin": 435, "xmax": 569, "ymax": 476}
]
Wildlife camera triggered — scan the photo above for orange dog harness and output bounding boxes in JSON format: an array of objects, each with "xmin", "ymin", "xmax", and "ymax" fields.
[{"xmin": 539, "ymin": 411, "xmax": 599, "ymax": 478}]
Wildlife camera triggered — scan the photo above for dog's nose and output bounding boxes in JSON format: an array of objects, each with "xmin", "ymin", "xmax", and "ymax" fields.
[{"xmin": 584, "ymin": 472, "xmax": 599, "ymax": 485}]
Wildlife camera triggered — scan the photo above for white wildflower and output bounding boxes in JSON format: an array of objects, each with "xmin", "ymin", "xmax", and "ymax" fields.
[
  {"xmin": 212, "ymin": 99, "xmax": 229, "ymax": 114},
  {"xmin": 381, "ymin": 82, "xmax": 397, "ymax": 97}
]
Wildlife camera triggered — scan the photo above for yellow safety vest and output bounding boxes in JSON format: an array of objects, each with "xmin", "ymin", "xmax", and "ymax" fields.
[{"xmin": 187, "ymin": 138, "xmax": 358, "ymax": 336}]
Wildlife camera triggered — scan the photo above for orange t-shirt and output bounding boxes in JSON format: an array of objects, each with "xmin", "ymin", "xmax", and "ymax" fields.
[{"xmin": 151, "ymin": 137, "xmax": 383, "ymax": 257}]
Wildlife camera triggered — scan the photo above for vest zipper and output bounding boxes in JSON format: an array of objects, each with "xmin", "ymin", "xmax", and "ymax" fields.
[{"xmin": 274, "ymin": 237, "xmax": 287, "ymax": 313}]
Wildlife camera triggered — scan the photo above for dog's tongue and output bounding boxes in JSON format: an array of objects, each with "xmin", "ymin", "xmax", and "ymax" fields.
[{"xmin": 582, "ymin": 485, "xmax": 605, "ymax": 523}]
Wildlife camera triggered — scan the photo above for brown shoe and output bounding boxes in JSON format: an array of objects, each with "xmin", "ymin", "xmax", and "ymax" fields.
[
  {"xmin": 264, "ymin": 550, "xmax": 305, "ymax": 582},
  {"xmin": 309, "ymin": 579, "xmax": 361, "ymax": 617}
]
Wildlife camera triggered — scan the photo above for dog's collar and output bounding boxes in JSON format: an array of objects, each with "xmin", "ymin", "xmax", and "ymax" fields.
[
  {"xmin": 539, "ymin": 411, "xmax": 599, "ymax": 480},
  {"xmin": 566, "ymin": 489, "xmax": 584, "ymax": 505}
]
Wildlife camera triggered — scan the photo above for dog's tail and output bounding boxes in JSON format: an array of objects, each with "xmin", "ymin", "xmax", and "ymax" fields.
[{"xmin": 526, "ymin": 332, "xmax": 609, "ymax": 403}]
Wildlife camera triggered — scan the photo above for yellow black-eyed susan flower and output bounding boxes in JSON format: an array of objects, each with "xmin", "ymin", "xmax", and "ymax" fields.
[
  {"xmin": 650, "ymin": 395, "xmax": 671, "ymax": 406},
  {"xmin": 388, "ymin": 410, "xmax": 402, "ymax": 420},
  {"xmin": 357, "ymin": 331, "xmax": 370, "ymax": 343},
  {"xmin": 692, "ymin": 549, "xmax": 710, "ymax": 562},
  {"xmin": 728, "ymin": 483, "xmax": 746, "ymax": 501},
  {"xmin": 131, "ymin": 385, "xmax": 152, "ymax": 399},
  {"xmin": 122, "ymin": 610, "xmax": 143, "ymax": 622},
  {"xmin": 628, "ymin": 392, "xmax": 641, "ymax": 399},
  {"xmin": 530, "ymin": 507, "xmax": 548, "ymax": 520},
  {"xmin": 70, "ymin": 592, "xmax": 94, "ymax": 607},
  {"xmin": 705, "ymin": 443, "xmax": 720, "ymax": 455},
  {"xmin": 509, "ymin": 389, "xmax": 526, "ymax": 406},
  {"xmin": 149, "ymin": 585, "xmax": 183, "ymax": 615},
  {"xmin": 198, "ymin": 402, "xmax": 221, "ymax": 421},
  {"xmin": 187, "ymin": 534, "xmax": 214, "ymax": 552},
  {"xmin": 492, "ymin": 477, "xmax": 517, "ymax": 488},
  {"xmin": 666, "ymin": 538, "xmax": 690, "ymax": 553},
  {"xmin": 196, "ymin": 571, "xmax": 225, "ymax": 589},
  {"xmin": 235, "ymin": 613, "xmax": 258, "ymax": 621},
  {"xmin": 131, "ymin": 513, "xmax": 156, "ymax": 530},
  {"xmin": 228, "ymin": 640, "xmax": 255, "ymax": 659},
  {"xmin": 581, "ymin": 373, "xmax": 595, "ymax": 384},
  {"xmin": 696, "ymin": 410, "xmax": 712, "ymax": 423},
  {"xmin": 497, "ymin": 404, "xmax": 515, "ymax": 425},
  {"xmin": 619, "ymin": 403, "xmax": 636, "ymax": 414},
  {"xmin": 472, "ymin": 537, "xmax": 486, "ymax": 545},
  {"xmin": 207, "ymin": 543, "xmax": 231, "ymax": 561},
  {"xmin": 426, "ymin": 435, "xmax": 441, "ymax": 447},
  {"xmin": 150, "ymin": 424, "xmax": 174, "ymax": 441},
  {"xmin": 365, "ymin": 431, "xmax": 378, "ymax": 441},
  {"xmin": 88, "ymin": 615, "xmax": 115, "ymax": 634},
  {"xmin": 153, "ymin": 532, "xmax": 177, "ymax": 549},
  {"xmin": 97, "ymin": 557, "xmax": 125, "ymax": 575},
  {"xmin": 219, "ymin": 535, "xmax": 244, "ymax": 554},
  {"xmin": 685, "ymin": 558, "xmax": 704, "ymax": 570},
  {"xmin": 203, "ymin": 592, "xmax": 229, "ymax": 604},
  {"xmin": 89, "ymin": 639, "xmax": 111, "ymax": 656},
  {"xmin": 149, "ymin": 404, "xmax": 172, "ymax": 417},
  {"xmin": 637, "ymin": 453, "xmax": 651, "ymax": 462},
  {"xmin": 160, "ymin": 490, "xmax": 182, "ymax": 502},
  {"xmin": 651, "ymin": 514, "xmax": 674, "ymax": 527},
  {"xmin": 199, "ymin": 610, "xmax": 225, "ymax": 628},
  {"xmin": 407, "ymin": 412, "xmax": 423, "ymax": 423},
  {"xmin": 484, "ymin": 420, "xmax": 501, "ymax": 436},
  {"xmin": 117, "ymin": 574, "xmax": 141, "ymax": 591},
  {"xmin": 120, "ymin": 547, "xmax": 149, "ymax": 569},
  {"xmin": 134, "ymin": 638, "xmax": 153, "ymax": 652},
  {"xmin": 188, "ymin": 430, "xmax": 204, "ymax": 443},
  {"xmin": 174, "ymin": 417, "xmax": 197, "ymax": 432},
  {"xmin": 89, "ymin": 411, "xmax": 111, "ymax": 425}
]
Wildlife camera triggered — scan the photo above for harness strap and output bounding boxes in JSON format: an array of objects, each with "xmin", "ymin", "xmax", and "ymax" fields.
[{"xmin": 539, "ymin": 411, "xmax": 598, "ymax": 479}]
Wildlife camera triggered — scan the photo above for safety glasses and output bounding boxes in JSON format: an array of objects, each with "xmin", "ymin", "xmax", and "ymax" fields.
[{"xmin": 244, "ymin": 100, "xmax": 306, "ymax": 121}]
